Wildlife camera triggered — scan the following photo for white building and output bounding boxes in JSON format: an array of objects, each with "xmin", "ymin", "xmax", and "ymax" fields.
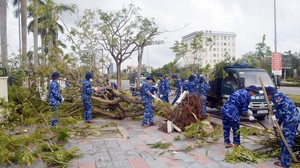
[{"xmin": 182, "ymin": 30, "xmax": 237, "ymax": 68}]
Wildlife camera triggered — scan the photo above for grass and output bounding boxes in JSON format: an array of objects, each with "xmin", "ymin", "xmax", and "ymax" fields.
[{"xmin": 286, "ymin": 94, "xmax": 300, "ymax": 102}]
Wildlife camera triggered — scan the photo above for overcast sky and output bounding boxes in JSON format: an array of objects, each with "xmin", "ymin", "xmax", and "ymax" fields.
[{"xmin": 6, "ymin": 0, "xmax": 300, "ymax": 69}]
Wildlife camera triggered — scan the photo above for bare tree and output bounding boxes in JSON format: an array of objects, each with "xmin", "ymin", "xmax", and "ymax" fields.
[{"xmin": 134, "ymin": 17, "xmax": 161, "ymax": 90}]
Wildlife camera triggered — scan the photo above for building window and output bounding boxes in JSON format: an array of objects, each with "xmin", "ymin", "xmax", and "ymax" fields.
[
  {"xmin": 228, "ymin": 49, "xmax": 231, "ymax": 52},
  {"xmin": 228, "ymin": 43, "xmax": 231, "ymax": 46},
  {"xmin": 224, "ymin": 48, "xmax": 227, "ymax": 52},
  {"xmin": 217, "ymin": 48, "xmax": 219, "ymax": 51},
  {"xmin": 224, "ymin": 43, "xmax": 227, "ymax": 46},
  {"xmin": 213, "ymin": 54, "xmax": 216, "ymax": 57},
  {"xmin": 224, "ymin": 36, "xmax": 227, "ymax": 40},
  {"xmin": 213, "ymin": 48, "xmax": 216, "ymax": 51},
  {"xmin": 232, "ymin": 43, "xmax": 235, "ymax": 47}
]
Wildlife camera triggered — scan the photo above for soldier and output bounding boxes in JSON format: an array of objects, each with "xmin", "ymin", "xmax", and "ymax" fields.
[
  {"xmin": 171, "ymin": 75, "xmax": 182, "ymax": 105},
  {"xmin": 49, "ymin": 72, "xmax": 63, "ymax": 127},
  {"xmin": 140, "ymin": 76, "xmax": 157, "ymax": 126},
  {"xmin": 165, "ymin": 75, "xmax": 171, "ymax": 103},
  {"xmin": 221, "ymin": 85, "xmax": 259, "ymax": 148},
  {"xmin": 187, "ymin": 75, "xmax": 197, "ymax": 95},
  {"xmin": 81, "ymin": 72, "xmax": 100, "ymax": 124},
  {"xmin": 265, "ymin": 87, "xmax": 300, "ymax": 168},
  {"xmin": 199, "ymin": 77, "xmax": 211, "ymax": 116},
  {"xmin": 181, "ymin": 78, "xmax": 188, "ymax": 91},
  {"xmin": 156, "ymin": 73, "xmax": 169, "ymax": 102}
]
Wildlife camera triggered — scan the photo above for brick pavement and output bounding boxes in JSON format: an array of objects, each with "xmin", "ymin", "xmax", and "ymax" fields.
[{"xmin": 68, "ymin": 117, "xmax": 278, "ymax": 168}]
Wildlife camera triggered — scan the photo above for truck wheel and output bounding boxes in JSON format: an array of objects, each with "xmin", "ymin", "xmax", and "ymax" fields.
[{"xmin": 256, "ymin": 116, "xmax": 265, "ymax": 121}]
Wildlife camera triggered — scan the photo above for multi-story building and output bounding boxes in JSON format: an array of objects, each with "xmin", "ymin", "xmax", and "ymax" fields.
[{"xmin": 181, "ymin": 30, "xmax": 237, "ymax": 68}]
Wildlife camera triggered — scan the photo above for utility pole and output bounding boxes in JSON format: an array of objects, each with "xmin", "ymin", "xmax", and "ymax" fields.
[{"xmin": 274, "ymin": 0, "xmax": 277, "ymax": 52}]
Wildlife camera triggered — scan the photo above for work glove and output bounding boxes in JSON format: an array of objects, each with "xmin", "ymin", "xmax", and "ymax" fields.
[
  {"xmin": 248, "ymin": 115, "xmax": 255, "ymax": 121},
  {"xmin": 61, "ymin": 96, "xmax": 65, "ymax": 102},
  {"xmin": 247, "ymin": 109, "xmax": 253, "ymax": 116},
  {"xmin": 160, "ymin": 94, "xmax": 163, "ymax": 98},
  {"xmin": 152, "ymin": 95, "xmax": 157, "ymax": 99},
  {"xmin": 90, "ymin": 79, "xmax": 93, "ymax": 82},
  {"xmin": 271, "ymin": 115, "xmax": 277, "ymax": 122}
]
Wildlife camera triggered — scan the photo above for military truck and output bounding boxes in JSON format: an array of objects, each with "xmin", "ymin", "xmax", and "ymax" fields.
[{"xmin": 207, "ymin": 64, "xmax": 275, "ymax": 120}]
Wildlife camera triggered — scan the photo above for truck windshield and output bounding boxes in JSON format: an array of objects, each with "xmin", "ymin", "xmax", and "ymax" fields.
[{"xmin": 239, "ymin": 71, "xmax": 274, "ymax": 87}]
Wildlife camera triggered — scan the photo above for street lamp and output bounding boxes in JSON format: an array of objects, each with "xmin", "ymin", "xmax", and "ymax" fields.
[{"xmin": 274, "ymin": 0, "xmax": 277, "ymax": 52}]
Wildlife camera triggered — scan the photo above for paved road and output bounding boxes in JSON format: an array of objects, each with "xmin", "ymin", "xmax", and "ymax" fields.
[
  {"xmin": 67, "ymin": 117, "xmax": 278, "ymax": 168},
  {"xmin": 278, "ymin": 86, "xmax": 300, "ymax": 95},
  {"xmin": 114, "ymin": 80, "xmax": 300, "ymax": 96},
  {"xmin": 113, "ymin": 80, "xmax": 300, "ymax": 130}
]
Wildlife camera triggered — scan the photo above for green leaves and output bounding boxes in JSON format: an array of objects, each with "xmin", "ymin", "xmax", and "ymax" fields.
[
  {"xmin": 148, "ymin": 141, "xmax": 171, "ymax": 149},
  {"xmin": 55, "ymin": 128, "xmax": 71, "ymax": 143},
  {"xmin": 20, "ymin": 152, "xmax": 36, "ymax": 166},
  {"xmin": 184, "ymin": 120, "xmax": 206, "ymax": 140},
  {"xmin": 224, "ymin": 146, "xmax": 273, "ymax": 163}
]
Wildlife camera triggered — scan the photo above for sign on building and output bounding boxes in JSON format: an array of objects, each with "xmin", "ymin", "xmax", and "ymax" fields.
[{"xmin": 272, "ymin": 52, "xmax": 282, "ymax": 76}]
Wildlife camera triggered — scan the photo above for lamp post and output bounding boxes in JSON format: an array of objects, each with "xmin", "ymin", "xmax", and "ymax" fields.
[{"xmin": 274, "ymin": 0, "xmax": 277, "ymax": 52}]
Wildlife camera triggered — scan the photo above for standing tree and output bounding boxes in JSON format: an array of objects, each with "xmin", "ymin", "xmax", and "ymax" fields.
[
  {"xmin": 21, "ymin": 0, "xmax": 27, "ymax": 70},
  {"xmin": 26, "ymin": 0, "xmax": 75, "ymax": 67},
  {"xmin": 171, "ymin": 32, "xmax": 214, "ymax": 74},
  {"xmin": 134, "ymin": 17, "xmax": 161, "ymax": 90},
  {"xmin": 70, "ymin": 4, "xmax": 157, "ymax": 87},
  {"xmin": 68, "ymin": 9, "xmax": 103, "ymax": 72},
  {"xmin": 0, "ymin": 0, "xmax": 8, "ymax": 68},
  {"xmin": 189, "ymin": 32, "xmax": 214, "ymax": 73},
  {"xmin": 255, "ymin": 34, "xmax": 272, "ymax": 60},
  {"xmin": 171, "ymin": 41, "xmax": 188, "ymax": 64},
  {"xmin": 32, "ymin": 0, "xmax": 38, "ymax": 67}
]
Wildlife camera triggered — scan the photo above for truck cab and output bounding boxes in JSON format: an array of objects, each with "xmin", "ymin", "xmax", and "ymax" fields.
[{"xmin": 207, "ymin": 64, "xmax": 274, "ymax": 120}]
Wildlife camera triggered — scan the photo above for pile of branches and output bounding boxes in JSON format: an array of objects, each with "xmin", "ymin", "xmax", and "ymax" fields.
[{"xmin": 158, "ymin": 94, "xmax": 204, "ymax": 131}]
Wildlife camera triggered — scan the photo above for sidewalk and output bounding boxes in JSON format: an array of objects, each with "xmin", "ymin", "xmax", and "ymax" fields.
[{"xmin": 67, "ymin": 117, "xmax": 277, "ymax": 168}]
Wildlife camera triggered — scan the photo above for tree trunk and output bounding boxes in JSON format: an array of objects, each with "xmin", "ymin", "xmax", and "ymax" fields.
[
  {"xmin": 21, "ymin": 0, "xmax": 27, "ymax": 70},
  {"xmin": 116, "ymin": 62, "xmax": 121, "ymax": 88},
  {"xmin": 33, "ymin": 0, "xmax": 38, "ymax": 67},
  {"xmin": 41, "ymin": 34, "xmax": 46, "ymax": 66},
  {"xmin": 136, "ymin": 47, "xmax": 144, "ymax": 90},
  {"xmin": 0, "ymin": 0, "xmax": 8, "ymax": 69}
]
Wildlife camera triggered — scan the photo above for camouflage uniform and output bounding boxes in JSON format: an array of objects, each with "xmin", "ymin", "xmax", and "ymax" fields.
[
  {"xmin": 221, "ymin": 89, "xmax": 251, "ymax": 145},
  {"xmin": 165, "ymin": 80, "xmax": 170, "ymax": 103},
  {"xmin": 200, "ymin": 81, "xmax": 211, "ymax": 115},
  {"xmin": 141, "ymin": 81, "xmax": 154, "ymax": 126},
  {"xmin": 187, "ymin": 80, "xmax": 197, "ymax": 95},
  {"xmin": 171, "ymin": 79, "xmax": 182, "ymax": 105},
  {"xmin": 158, "ymin": 78, "xmax": 169, "ymax": 103},
  {"xmin": 272, "ymin": 92, "xmax": 300, "ymax": 167},
  {"xmin": 111, "ymin": 82, "xmax": 118, "ymax": 90},
  {"xmin": 82, "ymin": 80, "xmax": 95, "ymax": 122},
  {"xmin": 49, "ymin": 80, "xmax": 62, "ymax": 127},
  {"xmin": 182, "ymin": 79, "xmax": 188, "ymax": 92},
  {"xmin": 150, "ymin": 83, "xmax": 158, "ymax": 95}
]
